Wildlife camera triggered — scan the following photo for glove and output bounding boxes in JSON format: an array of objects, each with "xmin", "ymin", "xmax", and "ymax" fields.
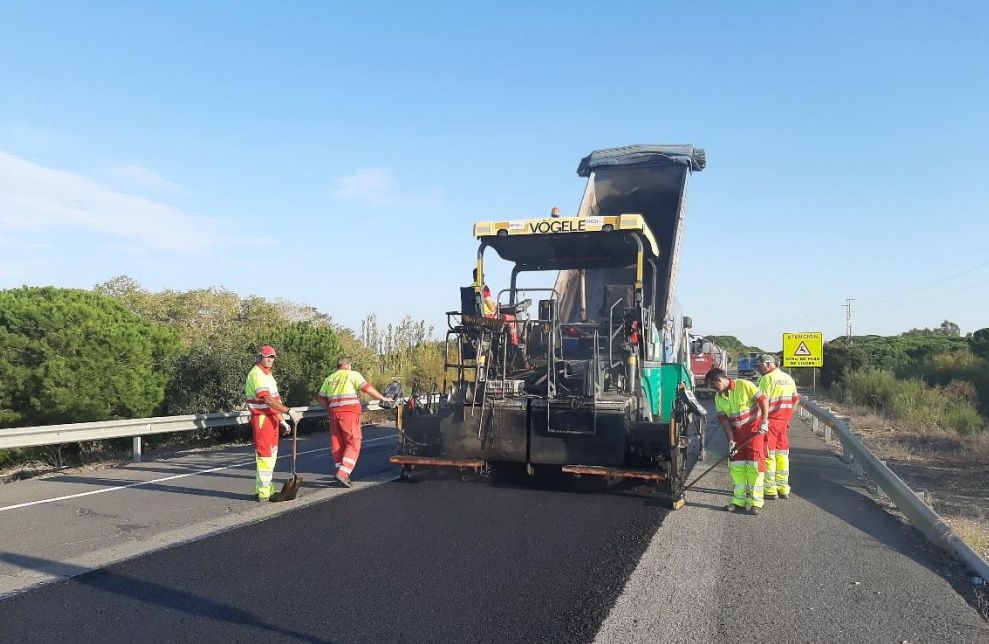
[
  {"xmin": 378, "ymin": 398, "xmax": 394, "ymax": 409},
  {"xmin": 286, "ymin": 409, "xmax": 302, "ymax": 425},
  {"xmin": 758, "ymin": 420, "xmax": 769, "ymax": 435},
  {"xmin": 728, "ymin": 441, "xmax": 737, "ymax": 456},
  {"xmin": 279, "ymin": 420, "xmax": 292, "ymax": 436}
]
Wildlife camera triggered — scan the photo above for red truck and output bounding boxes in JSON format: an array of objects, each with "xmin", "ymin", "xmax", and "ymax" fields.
[{"xmin": 689, "ymin": 336, "xmax": 728, "ymax": 396}]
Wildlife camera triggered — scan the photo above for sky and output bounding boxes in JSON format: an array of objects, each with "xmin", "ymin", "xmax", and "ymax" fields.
[{"xmin": 1, "ymin": 1, "xmax": 987, "ymax": 350}]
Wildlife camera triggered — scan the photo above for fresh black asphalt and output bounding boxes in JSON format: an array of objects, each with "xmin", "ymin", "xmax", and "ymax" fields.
[{"xmin": 0, "ymin": 471, "xmax": 668, "ymax": 643}]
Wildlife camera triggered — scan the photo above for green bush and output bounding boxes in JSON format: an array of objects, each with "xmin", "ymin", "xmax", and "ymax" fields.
[
  {"xmin": 164, "ymin": 341, "xmax": 257, "ymax": 415},
  {"xmin": 917, "ymin": 350, "xmax": 989, "ymax": 418},
  {"xmin": 841, "ymin": 368, "xmax": 986, "ymax": 435},
  {"xmin": 264, "ymin": 322, "xmax": 345, "ymax": 406},
  {"xmin": 0, "ymin": 287, "xmax": 181, "ymax": 427},
  {"xmin": 969, "ymin": 328, "xmax": 989, "ymax": 360}
]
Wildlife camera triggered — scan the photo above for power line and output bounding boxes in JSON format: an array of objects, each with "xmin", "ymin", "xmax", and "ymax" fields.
[
  {"xmin": 869, "ymin": 276, "xmax": 989, "ymax": 313},
  {"xmin": 860, "ymin": 259, "xmax": 989, "ymax": 307}
]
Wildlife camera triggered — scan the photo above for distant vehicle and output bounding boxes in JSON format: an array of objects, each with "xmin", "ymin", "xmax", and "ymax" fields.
[
  {"xmin": 736, "ymin": 352, "xmax": 762, "ymax": 381},
  {"xmin": 690, "ymin": 336, "xmax": 728, "ymax": 396}
]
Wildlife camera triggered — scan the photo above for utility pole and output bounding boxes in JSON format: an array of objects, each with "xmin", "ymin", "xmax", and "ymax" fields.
[{"xmin": 843, "ymin": 298, "xmax": 855, "ymax": 342}]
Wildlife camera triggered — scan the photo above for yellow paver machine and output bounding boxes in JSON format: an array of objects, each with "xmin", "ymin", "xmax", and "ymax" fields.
[{"xmin": 391, "ymin": 145, "xmax": 707, "ymax": 507}]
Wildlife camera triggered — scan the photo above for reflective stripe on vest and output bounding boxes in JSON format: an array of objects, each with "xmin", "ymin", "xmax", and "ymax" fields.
[
  {"xmin": 245, "ymin": 365, "xmax": 281, "ymax": 413},
  {"xmin": 319, "ymin": 369, "xmax": 368, "ymax": 410},
  {"xmin": 715, "ymin": 378, "xmax": 766, "ymax": 430},
  {"xmin": 757, "ymin": 368, "xmax": 799, "ymax": 420}
]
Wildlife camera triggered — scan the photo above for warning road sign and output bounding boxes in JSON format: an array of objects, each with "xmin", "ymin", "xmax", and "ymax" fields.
[{"xmin": 782, "ymin": 332, "xmax": 823, "ymax": 367}]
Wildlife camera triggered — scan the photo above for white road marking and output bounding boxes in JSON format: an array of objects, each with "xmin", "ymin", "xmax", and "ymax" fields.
[{"xmin": 0, "ymin": 434, "xmax": 396, "ymax": 513}]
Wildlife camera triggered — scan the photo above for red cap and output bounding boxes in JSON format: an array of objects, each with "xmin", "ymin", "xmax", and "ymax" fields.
[{"xmin": 259, "ymin": 345, "xmax": 277, "ymax": 357}]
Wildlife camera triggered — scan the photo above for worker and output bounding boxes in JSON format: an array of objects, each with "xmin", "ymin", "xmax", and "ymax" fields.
[
  {"xmin": 756, "ymin": 354, "xmax": 801, "ymax": 499},
  {"xmin": 550, "ymin": 206, "xmax": 561, "ymax": 218},
  {"xmin": 244, "ymin": 345, "xmax": 300, "ymax": 501},
  {"xmin": 472, "ymin": 268, "xmax": 497, "ymax": 317},
  {"xmin": 384, "ymin": 377, "xmax": 404, "ymax": 401},
  {"xmin": 317, "ymin": 356, "xmax": 392, "ymax": 487},
  {"xmin": 705, "ymin": 367, "xmax": 770, "ymax": 515}
]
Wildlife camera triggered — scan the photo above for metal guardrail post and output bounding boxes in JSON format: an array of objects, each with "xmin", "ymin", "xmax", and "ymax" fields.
[
  {"xmin": 133, "ymin": 434, "xmax": 143, "ymax": 463},
  {"xmin": 800, "ymin": 398, "xmax": 989, "ymax": 583}
]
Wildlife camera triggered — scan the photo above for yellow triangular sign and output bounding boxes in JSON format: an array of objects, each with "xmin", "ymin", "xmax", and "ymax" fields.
[{"xmin": 794, "ymin": 341, "xmax": 812, "ymax": 356}]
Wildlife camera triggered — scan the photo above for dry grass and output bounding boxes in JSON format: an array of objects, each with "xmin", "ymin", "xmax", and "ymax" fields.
[
  {"xmin": 817, "ymin": 397, "xmax": 989, "ymax": 558},
  {"xmin": 947, "ymin": 517, "xmax": 989, "ymax": 560}
]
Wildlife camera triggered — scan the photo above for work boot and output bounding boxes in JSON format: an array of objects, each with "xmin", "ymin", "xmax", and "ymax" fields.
[
  {"xmin": 778, "ymin": 492, "xmax": 790, "ymax": 499},
  {"xmin": 748, "ymin": 506, "xmax": 762, "ymax": 516},
  {"xmin": 764, "ymin": 493, "xmax": 778, "ymax": 500},
  {"xmin": 725, "ymin": 503, "xmax": 742, "ymax": 513},
  {"xmin": 336, "ymin": 472, "xmax": 353, "ymax": 488}
]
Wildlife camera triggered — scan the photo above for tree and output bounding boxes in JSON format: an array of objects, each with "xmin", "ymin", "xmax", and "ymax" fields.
[
  {"xmin": 0, "ymin": 287, "xmax": 181, "ymax": 426},
  {"xmin": 902, "ymin": 320, "xmax": 961, "ymax": 337},
  {"xmin": 264, "ymin": 323, "xmax": 345, "ymax": 406},
  {"xmin": 95, "ymin": 276, "xmax": 288, "ymax": 348},
  {"xmin": 970, "ymin": 328, "xmax": 989, "ymax": 361},
  {"xmin": 163, "ymin": 341, "xmax": 257, "ymax": 415},
  {"xmin": 819, "ymin": 339, "xmax": 869, "ymax": 388}
]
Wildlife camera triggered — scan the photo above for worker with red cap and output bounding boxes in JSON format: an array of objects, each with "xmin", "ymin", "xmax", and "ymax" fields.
[
  {"xmin": 245, "ymin": 345, "xmax": 300, "ymax": 501},
  {"xmin": 317, "ymin": 356, "xmax": 392, "ymax": 487}
]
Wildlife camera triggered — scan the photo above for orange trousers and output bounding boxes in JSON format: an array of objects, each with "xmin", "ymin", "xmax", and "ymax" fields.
[{"xmin": 330, "ymin": 409, "xmax": 362, "ymax": 478}]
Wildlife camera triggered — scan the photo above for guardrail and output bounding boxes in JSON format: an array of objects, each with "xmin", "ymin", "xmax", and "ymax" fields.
[
  {"xmin": 0, "ymin": 400, "xmax": 401, "ymax": 461},
  {"xmin": 799, "ymin": 397, "xmax": 989, "ymax": 583}
]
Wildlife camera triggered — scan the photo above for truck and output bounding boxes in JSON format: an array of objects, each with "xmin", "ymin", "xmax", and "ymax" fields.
[
  {"xmin": 390, "ymin": 145, "xmax": 706, "ymax": 507},
  {"xmin": 736, "ymin": 352, "xmax": 762, "ymax": 381},
  {"xmin": 689, "ymin": 336, "xmax": 729, "ymax": 396}
]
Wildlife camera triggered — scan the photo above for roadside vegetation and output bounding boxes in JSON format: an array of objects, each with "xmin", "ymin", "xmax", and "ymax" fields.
[
  {"xmin": 804, "ymin": 323, "xmax": 989, "ymax": 559},
  {"xmin": 0, "ymin": 276, "xmax": 448, "ymax": 475},
  {"xmin": 703, "ymin": 334, "xmax": 765, "ymax": 365},
  {"xmin": 822, "ymin": 324, "xmax": 989, "ymax": 436}
]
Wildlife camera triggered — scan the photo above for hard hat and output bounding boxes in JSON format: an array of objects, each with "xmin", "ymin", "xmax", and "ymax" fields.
[
  {"xmin": 758, "ymin": 353, "xmax": 776, "ymax": 365},
  {"xmin": 259, "ymin": 345, "xmax": 277, "ymax": 357}
]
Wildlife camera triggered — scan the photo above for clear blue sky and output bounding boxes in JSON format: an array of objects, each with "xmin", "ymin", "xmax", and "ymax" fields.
[{"xmin": 2, "ymin": 1, "xmax": 987, "ymax": 350}]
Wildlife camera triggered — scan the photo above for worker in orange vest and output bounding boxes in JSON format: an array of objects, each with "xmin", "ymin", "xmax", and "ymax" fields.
[
  {"xmin": 317, "ymin": 357, "xmax": 392, "ymax": 487},
  {"xmin": 245, "ymin": 345, "xmax": 300, "ymax": 501}
]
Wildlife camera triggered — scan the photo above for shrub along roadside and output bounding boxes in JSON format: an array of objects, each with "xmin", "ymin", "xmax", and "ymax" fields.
[
  {"xmin": 0, "ymin": 279, "xmax": 441, "ymax": 478},
  {"xmin": 839, "ymin": 368, "xmax": 986, "ymax": 436}
]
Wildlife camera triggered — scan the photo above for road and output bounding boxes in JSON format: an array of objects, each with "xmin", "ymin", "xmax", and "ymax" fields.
[{"xmin": 0, "ymin": 407, "xmax": 986, "ymax": 642}]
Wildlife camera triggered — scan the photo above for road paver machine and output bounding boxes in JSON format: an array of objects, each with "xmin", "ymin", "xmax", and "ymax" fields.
[{"xmin": 391, "ymin": 145, "xmax": 706, "ymax": 507}]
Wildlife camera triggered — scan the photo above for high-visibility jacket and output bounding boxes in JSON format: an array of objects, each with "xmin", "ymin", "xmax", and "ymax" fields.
[
  {"xmin": 714, "ymin": 378, "xmax": 767, "ymax": 432},
  {"xmin": 319, "ymin": 369, "xmax": 369, "ymax": 413},
  {"xmin": 245, "ymin": 364, "xmax": 281, "ymax": 415},
  {"xmin": 757, "ymin": 367, "xmax": 800, "ymax": 421},
  {"xmin": 475, "ymin": 283, "xmax": 496, "ymax": 316}
]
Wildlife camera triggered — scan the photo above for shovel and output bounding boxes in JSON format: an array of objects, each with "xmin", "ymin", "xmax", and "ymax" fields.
[{"xmin": 277, "ymin": 415, "xmax": 303, "ymax": 501}]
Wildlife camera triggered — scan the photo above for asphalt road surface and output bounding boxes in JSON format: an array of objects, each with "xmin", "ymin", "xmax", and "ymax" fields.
[{"xmin": 0, "ymin": 407, "xmax": 986, "ymax": 643}]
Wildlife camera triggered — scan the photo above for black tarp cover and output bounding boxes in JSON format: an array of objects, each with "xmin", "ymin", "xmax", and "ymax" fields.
[{"xmin": 577, "ymin": 144, "xmax": 706, "ymax": 177}]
